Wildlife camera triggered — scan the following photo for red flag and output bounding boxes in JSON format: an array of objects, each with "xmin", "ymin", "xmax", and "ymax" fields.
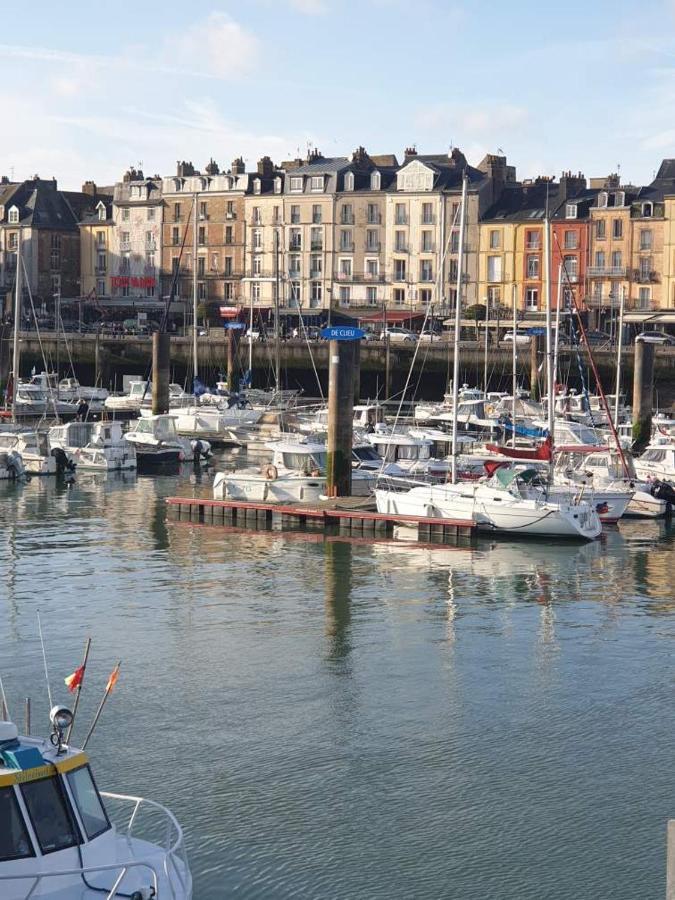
[
  {"xmin": 105, "ymin": 665, "xmax": 120, "ymax": 694},
  {"xmin": 64, "ymin": 665, "xmax": 85, "ymax": 693}
]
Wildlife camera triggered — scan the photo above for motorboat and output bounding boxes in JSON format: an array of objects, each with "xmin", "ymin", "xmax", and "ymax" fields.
[
  {"xmin": 22, "ymin": 374, "xmax": 79, "ymax": 417},
  {"xmin": 366, "ymin": 428, "xmax": 448, "ymax": 479},
  {"xmin": 125, "ymin": 415, "xmax": 206, "ymax": 466},
  {"xmin": 0, "ymin": 449, "xmax": 26, "ymax": 480},
  {"xmin": 104, "ymin": 382, "xmax": 191, "ymax": 414},
  {"xmin": 213, "ymin": 438, "xmax": 376, "ymax": 502},
  {"xmin": 49, "ymin": 421, "xmax": 137, "ymax": 471},
  {"xmin": 0, "ymin": 709, "xmax": 191, "ymax": 898},
  {"xmin": 12, "ymin": 386, "xmax": 48, "ymax": 418},
  {"xmin": 57, "ymin": 377, "xmax": 109, "ymax": 410},
  {"xmin": 0, "ymin": 429, "xmax": 59, "ymax": 476},
  {"xmin": 375, "ymin": 467, "xmax": 602, "ymax": 540},
  {"xmin": 171, "ymin": 405, "xmax": 262, "ymax": 444},
  {"xmin": 633, "ymin": 436, "xmax": 675, "ymax": 485}
]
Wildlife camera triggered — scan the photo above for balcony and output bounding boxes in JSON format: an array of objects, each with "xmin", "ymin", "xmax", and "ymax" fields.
[
  {"xmin": 310, "ymin": 241, "xmax": 323, "ymax": 251},
  {"xmin": 421, "ymin": 216, "xmax": 435, "ymax": 226},
  {"xmin": 367, "ymin": 214, "xmax": 382, "ymax": 225},
  {"xmin": 335, "ymin": 272, "xmax": 354, "ymax": 282},
  {"xmin": 225, "ymin": 212, "xmax": 236, "ymax": 220},
  {"xmin": 394, "ymin": 245, "xmax": 409, "ymax": 254},
  {"xmin": 526, "ymin": 241, "xmax": 541, "ymax": 251},
  {"xmin": 288, "ymin": 270, "xmax": 301, "ymax": 279},
  {"xmin": 365, "ymin": 242, "xmax": 381, "ymax": 252},
  {"xmin": 95, "ymin": 265, "xmax": 107, "ymax": 274},
  {"xmin": 339, "ymin": 243, "xmax": 354, "ymax": 253},
  {"xmin": 288, "ymin": 241, "xmax": 302, "ymax": 252},
  {"xmin": 395, "ymin": 216, "xmax": 408, "ymax": 226},
  {"xmin": 145, "ymin": 240, "xmax": 156, "ymax": 251},
  {"xmin": 633, "ymin": 269, "xmax": 660, "ymax": 284},
  {"xmin": 587, "ymin": 266, "xmax": 626, "ymax": 277},
  {"xmin": 420, "ymin": 244, "xmax": 436, "ymax": 253},
  {"xmin": 340, "ymin": 214, "xmax": 355, "ymax": 225},
  {"xmin": 119, "ymin": 241, "xmax": 131, "ymax": 252},
  {"xmin": 392, "ymin": 271, "xmax": 407, "ymax": 283},
  {"xmin": 626, "ymin": 297, "xmax": 659, "ymax": 311},
  {"xmin": 310, "ymin": 269, "xmax": 322, "ymax": 279},
  {"xmin": 96, "ymin": 241, "xmax": 106, "ymax": 250}
]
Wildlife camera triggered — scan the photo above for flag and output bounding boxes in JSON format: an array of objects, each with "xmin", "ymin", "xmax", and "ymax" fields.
[
  {"xmin": 105, "ymin": 665, "xmax": 120, "ymax": 693},
  {"xmin": 64, "ymin": 665, "xmax": 85, "ymax": 693}
]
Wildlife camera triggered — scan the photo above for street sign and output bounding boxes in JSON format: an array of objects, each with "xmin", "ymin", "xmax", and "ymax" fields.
[
  {"xmin": 223, "ymin": 322, "xmax": 245, "ymax": 330},
  {"xmin": 526, "ymin": 327, "xmax": 546, "ymax": 336},
  {"xmin": 321, "ymin": 326, "xmax": 365, "ymax": 341}
]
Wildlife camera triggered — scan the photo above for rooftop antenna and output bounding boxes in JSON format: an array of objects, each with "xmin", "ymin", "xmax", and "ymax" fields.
[
  {"xmin": 9, "ymin": 165, "xmax": 15, "ymax": 180},
  {"xmin": 37, "ymin": 610, "xmax": 54, "ymax": 710}
]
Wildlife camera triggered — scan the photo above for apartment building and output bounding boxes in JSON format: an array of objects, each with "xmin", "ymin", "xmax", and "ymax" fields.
[{"xmin": 160, "ymin": 159, "xmax": 250, "ymax": 317}]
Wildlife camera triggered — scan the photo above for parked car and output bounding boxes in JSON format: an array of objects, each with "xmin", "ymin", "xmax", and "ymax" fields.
[
  {"xmin": 380, "ymin": 327, "xmax": 417, "ymax": 343},
  {"xmin": 418, "ymin": 329, "xmax": 444, "ymax": 343},
  {"xmin": 501, "ymin": 330, "xmax": 532, "ymax": 346},
  {"xmin": 361, "ymin": 330, "xmax": 380, "ymax": 342},
  {"xmin": 636, "ymin": 330, "xmax": 675, "ymax": 345}
]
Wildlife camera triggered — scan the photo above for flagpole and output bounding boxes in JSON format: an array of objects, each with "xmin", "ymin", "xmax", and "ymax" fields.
[
  {"xmin": 66, "ymin": 637, "xmax": 91, "ymax": 744},
  {"xmin": 37, "ymin": 611, "xmax": 53, "ymax": 710},
  {"xmin": 81, "ymin": 662, "xmax": 120, "ymax": 751}
]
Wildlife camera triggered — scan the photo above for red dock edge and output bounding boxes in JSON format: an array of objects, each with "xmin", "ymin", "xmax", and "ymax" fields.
[{"xmin": 165, "ymin": 496, "xmax": 475, "ymax": 541}]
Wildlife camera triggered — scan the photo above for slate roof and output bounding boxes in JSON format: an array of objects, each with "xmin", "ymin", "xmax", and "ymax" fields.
[
  {"xmin": 481, "ymin": 180, "xmax": 561, "ymax": 222},
  {"xmin": 0, "ymin": 178, "xmax": 105, "ymax": 230}
]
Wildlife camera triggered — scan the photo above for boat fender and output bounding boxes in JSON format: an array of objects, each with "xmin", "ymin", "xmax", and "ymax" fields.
[{"xmin": 263, "ymin": 464, "xmax": 278, "ymax": 480}]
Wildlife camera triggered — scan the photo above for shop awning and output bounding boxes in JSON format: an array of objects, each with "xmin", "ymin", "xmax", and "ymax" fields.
[
  {"xmin": 219, "ymin": 306, "xmax": 241, "ymax": 319},
  {"xmin": 623, "ymin": 312, "xmax": 675, "ymax": 324}
]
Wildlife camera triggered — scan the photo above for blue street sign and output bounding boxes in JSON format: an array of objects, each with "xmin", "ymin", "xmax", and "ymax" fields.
[
  {"xmin": 321, "ymin": 326, "xmax": 365, "ymax": 341},
  {"xmin": 526, "ymin": 327, "xmax": 546, "ymax": 336},
  {"xmin": 223, "ymin": 322, "xmax": 246, "ymax": 330}
]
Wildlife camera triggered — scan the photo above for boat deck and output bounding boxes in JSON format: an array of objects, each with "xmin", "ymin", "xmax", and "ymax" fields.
[{"xmin": 166, "ymin": 495, "xmax": 475, "ymax": 542}]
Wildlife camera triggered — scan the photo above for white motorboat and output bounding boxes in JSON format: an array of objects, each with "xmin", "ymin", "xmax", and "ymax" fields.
[
  {"xmin": 49, "ymin": 421, "xmax": 137, "ymax": 471},
  {"xmin": 23, "ymin": 374, "xmax": 79, "ymax": 417},
  {"xmin": 12, "ymin": 385, "xmax": 48, "ymax": 418},
  {"xmin": 0, "ymin": 710, "xmax": 191, "ymax": 898},
  {"xmin": 125, "ymin": 414, "xmax": 204, "ymax": 466},
  {"xmin": 366, "ymin": 429, "xmax": 450, "ymax": 479},
  {"xmin": 0, "ymin": 430, "xmax": 58, "ymax": 475},
  {"xmin": 172, "ymin": 405, "xmax": 262, "ymax": 443},
  {"xmin": 376, "ymin": 467, "xmax": 602, "ymax": 540},
  {"xmin": 105, "ymin": 382, "xmax": 191, "ymax": 414},
  {"xmin": 213, "ymin": 438, "xmax": 375, "ymax": 502},
  {"xmin": 0, "ymin": 449, "xmax": 26, "ymax": 480},
  {"xmin": 633, "ymin": 436, "xmax": 675, "ymax": 485},
  {"xmin": 57, "ymin": 377, "xmax": 109, "ymax": 408}
]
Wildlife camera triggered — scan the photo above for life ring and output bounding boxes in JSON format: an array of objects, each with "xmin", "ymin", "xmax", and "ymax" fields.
[{"xmin": 263, "ymin": 464, "xmax": 278, "ymax": 480}]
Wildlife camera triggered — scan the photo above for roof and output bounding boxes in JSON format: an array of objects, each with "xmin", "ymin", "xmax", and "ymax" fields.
[
  {"xmin": 0, "ymin": 178, "xmax": 105, "ymax": 230},
  {"xmin": 482, "ymin": 180, "xmax": 562, "ymax": 222}
]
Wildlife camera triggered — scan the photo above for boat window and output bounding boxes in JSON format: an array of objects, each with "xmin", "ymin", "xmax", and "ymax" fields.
[
  {"xmin": 21, "ymin": 775, "xmax": 80, "ymax": 854},
  {"xmin": 67, "ymin": 766, "xmax": 110, "ymax": 841},
  {"xmin": 0, "ymin": 786, "xmax": 34, "ymax": 861},
  {"xmin": 396, "ymin": 445, "xmax": 420, "ymax": 461},
  {"xmin": 136, "ymin": 420, "xmax": 152, "ymax": 433},
  {"xmin": 156, "ymin": 418, "xmax": 177, "ymax": 439},
  {"xmin": 353, "ymin": 446, "xmax": 379, "ymax": 461},
  {"xmin": 642, "ymin": 449, "xmax": 666, "ymax": 462}
]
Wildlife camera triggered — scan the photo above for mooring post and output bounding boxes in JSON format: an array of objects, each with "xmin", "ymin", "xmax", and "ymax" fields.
[
  {"xmin": 632, "ymin": 339, "xmax": 654, "ymax": 451},
  {"xmin": 326, "ymin": 339, "xmax": 356, "ymax": 497},
  {"xmin": 384, "ymin": 334, "xmax": 391, "ymax": 401},
  {"xmin": 530, "ymin": 333, "xmax": 544, "ymax": 401},
  {"xmin": 227, "ymin": 326, "xmax": 239, "ymax": 393},
  {"xmin": 352, "ymin": 340, "xmax": 361, "ymax": 405},
  {"xmin": 152, "ymin": 331, "xmax": 171, "ymax": 414}
]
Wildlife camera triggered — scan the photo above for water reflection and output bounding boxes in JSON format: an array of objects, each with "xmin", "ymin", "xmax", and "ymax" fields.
[{"xmin": 324, "ymin": 540, "xmax": 352, "ymax": 664}]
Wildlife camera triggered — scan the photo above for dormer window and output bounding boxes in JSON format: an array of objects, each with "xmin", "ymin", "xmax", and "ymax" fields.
[
  {"xmin": 97, "ymin": 202, "xmax": 106, "ymax": 221},
  {"xmin": 598, "ymin": 192, "xmax": 608, "ymax": 209},
  {"xmin": 310, "ymin": 175, "xmax": 324, "ymax": 192},
  {"xmin": 274, "ymin": 177, "xmax": 282, "ymax": 194},
  {"xmin": 565, "ymin": 203, "xmax": 577, "ymax": 219},
  {"xmin": 173, "ymin": 178, "xmax": 182, "ymax": 192},
  {"xmin": 290, "ymin": 176, "xmax": 303, "ymax": 193},
  {"xmin": 8, "ymin": 206, "xmax": 18, "ymax": 224},
  {"xmin": 642, "ymin": 202, "xmax": 653, "ymax": 218},
  {"xmin": 253, "ymin": 179, "xmax": 261, "ymax": 195},
  {"xmin": 371, "ymin": 171, "xmax": 381, "ymax": 191},
  {"xmin": 0, "ymin": 205, "xmax": 5, "ymax": 221},
  {"xmin": 344, "ymin": 172, "xmax": 354, "ymax": 191},
  {"xmin": 615, "ymin": 191, "xmax": 625, "ymax": 207}
]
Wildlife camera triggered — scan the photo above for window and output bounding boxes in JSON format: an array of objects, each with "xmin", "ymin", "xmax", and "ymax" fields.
[
  {"xmin": 526, "ymin": 230, "xmax": 540, "ymax": 250},
  {"xmin": 395, "ymin": 231, "xmax": 406, "ymax": 252},
  {"xmin": 420, "ymin": 260, "xmax": 433, "ymax": 282},
  {"xmin": 198, "ymin": 256, "xmax": 206, "ymax": 276},
  {"xmin": 289, "ymin": 228, "xmax": 301, "ymax": 251},
  {"xmin": 612, "ymin": 218, "xmax": 623, "ymax": 239},
  {"xmin": 526, "ymin": 255, "xmax": 540, "ymax": 278},
  {"xmin": 395, "ymin": 203, "xmax": 407, "ymax": 225},
  {"xmin": 339, "ymin": 258, "xmax": 353, "ymax": 278},
  {"xmin": 289, "ymin": 255, "xmax": 301, "ymax": 276},
  {"xmin": 96, "ymin": 279, "xmax": 105, "ymax": 295},
  {"xmin": 394, "ymin": 259, "xmax": 406, "ymax": 281},
  {"xmin": 253, "ymin": 256, "xmax": 262, "ymax": 276},
  {"xmin": 371, "ymin": 171, "xmax": 381, "ymax": 191},
  {"xmin": 273, "ymin": 206, "xmax": 281, "ymax": 224},
  {"xmin": 366, "ymin": 229, "xmax": 379, "ymax": 251},
  {"xmin": 339, "ymin": 286, "xmax": 351, "ymax": 304},
  {"xmin": 7, "ymin": 207, "xmax": 18, "ymax": 224},
  {"xmin": 290, "ymin": 205, "xmax": 300, "ymax": 224},
  {"xmin": 8, "ymin": 232, "xmax": 17, "ymax": 250},
  {"xmin": 172, "ymin": 257, "xmax": 180, "ymax": 275},
  {"xmin": 487, "ymin": 255, "xmax": 502, "ymax": 282},
  {"xmin": 51, "ymin": 274, "xmax": 61, "ymax": 296},
  {"xmin": 224, "ymin": 282, "xmax": 233, "ymax": 300},
  {"xmin": 487, "ymin": 286, "xmax": 501, "ymax": 305},
  {"xmin": 640, "ymin": 229, "xmax": 653, "ymax": 250},
  {"xmin": 344, "ymin": 172, "xmax": 354, "ymax": 191},
  {"xmin": 564, "ymin": 230, "xmax": 578, "ymax": 249},
  {"xmin": 596, "ymin": 219, "xmax": 606, "ymax": 239},
  {"xmin": 251, "ymin": 282, "xmax": 261, "ymax": 302},
  {"xmin": 311, "ymin": 281, "xmax": 322, "ymax": 306},
  {"xmin": 448, "ymin": 259, "xmax": 458, "ymax": 282},
  {"xmin": 289, "ymin": 281, "xmax": 301, "ymax": 306},
  {"xmin": 274, "ymin": 177, "xmax": 282, "ymax": 194},
  {"xmin": 611, "ymin": 250, "xmax": 622, "ymax": 269},
  {"xmin": 393, "ymin": 288, "xmax": 405, "ymax": 305},
  {"xmin": 595, "ymin": 250, "xmax": 606, "ymax": 268},
  {"xmin": 147, "ymin": 207, "xmax": 155, "ymax": 221},
  {"xmin": 312, "ymin": 204, "xmax": 322, "ymax": 224},
  {"xmin": 67, "ymin": 766, "xmax": 110, "ymax": 841},
  {"xmin": 642, "ymin": 202, "xmax": 653, "ymax": 217},
  {"xmin": 563, "ymin": 255, "xmax": 578, "ymax": 279},
  {"xmin": 639, "ymin": 257, "xmax": 651, "ymax": 280},
  {"xmin": 146, "ymin": 252, "xmax": 155, "ymax": 268},
  {"xmin": 0, "ymin": 786, "xmax": 33, "ymax": 861},
  {"xmin": 489, "ymin": 230, "xmax": 500, "ymax": 249},
  {"xmin": 198, "ymin": 282, "xmax": 206, "ymax": 300},
  {"xmin": 122, "ymin": 208, "xmax": 130, "ymax": 221},
  {"xmin": 253, "ymin": 229, "xmax": 262, "ymax": 250},
  {"xmin": 421, "ymin": 231, "xmax": 433, "ymax": 252},
  {"xmin": 21, "ymin": 777, "xmax": 80, "ymax": 855},
  {"xmin": 198, "ymin": 226, "xmax": 206, "ymax": 245},
  {"xmin": 565, "ymin": 204, "xmax": 577, "ymax": 219},
  {"xmin": 225, "ymin": 226, "xmax": 233, "ymax": 244},
  {"xmin": 638, "ymin": 287, "xmax": 651, "ymax": 308},
  {"xmin": 450, "ymin": 231, "xmax": 459, "ymax": 253},
  {"xmin": 290, "ymin": 176, "xmax": 303, "ymax": 192},
  {"xmin": 97, "ymin": 252, "xmax": 106, "ymax": 272},
  {"xmin": 253, "ymin": 179, "xmax": 261, "ymax": 195},
  {"xmin": 174, "ymin": 203, "xmax": 181, "ymax": 222},
  {"xmin": 366, "ymin": 286, "xmax": 378, "ymax": 304},
  {"xmin": 525, "ymin": 288, "xmax": 539, "ymax": 310},
  {"xmin": 339, "ymin": 229, "xmax": 353, "ymax": 251},
  {"xmin": 97, "ymin": 205, "xmax": 106, "ymax": 221},
  {"xmin": 340, "ymin": 204, "xmax": 354, "ymax": 225},
  {"xmin": 367, "ymin": 203, "xmax": 380, "ymax": 224},
  {"xmin": 253, "ymin": 206, "xmax": 262, "ymax": 224},
  {"xmin": 598, "ymin": 192, "xmax": 608, "ymax": 208},
  {"xmin": 421, "ymin": 202, "xmax": 433, "ymax": 224},
  {"xmin": 310, "ymin": 254, "xmax": 322, "ymax": 277},
  {"xmin": 226, "ymin": 200, "xmax": 234, "ymax": 217},
  {"xmin": 199, "ymin": 201, "xmax": 207, "ymax": 220},
  {"xmin": 311, "ymin": 227, "xmax": 322, "ymax": 250},
  {"xmin": 50, "ymin": 248, "xmax": 60, "ymax": 270},
  {"xmin": 366, "ymin": 258, "xmax": 379, "ymax": 278},
  {"xmin": 310, "ymin": 175, "xmax": 323, "ymax": 192}
]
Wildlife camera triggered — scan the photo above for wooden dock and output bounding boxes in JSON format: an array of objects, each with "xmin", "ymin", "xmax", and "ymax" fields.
[{"xmin": 166, "ymin": 496, "xmax": 475, "ymax": 543}]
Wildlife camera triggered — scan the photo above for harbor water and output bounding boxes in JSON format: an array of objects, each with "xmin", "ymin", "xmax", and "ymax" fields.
[{"xmin": 0, "ymin": 460, "xmax": 673, "ymax": 899}]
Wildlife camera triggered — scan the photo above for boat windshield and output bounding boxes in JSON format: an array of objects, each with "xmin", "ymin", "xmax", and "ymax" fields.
[
  {"xmin": 0, "ymin": 786, "xmax": 34, "ymax": 861},
  {"xmin": 353, "ymin": 446, "xmax": 380, "ymax": 462},
  {"xmin": 67, "ymin": 765, "xmax": 110, "ymax": 841},
  {"xmin": 282, "ymin": 451, "xmax": 326, "ymax": 472},
  {"xmin": 156, "ymin": 418, "xmax": 178, "ymax": 439},
  {"xmin": 21, "ymin": 775, "xmax": 80, "ymax": 854}
]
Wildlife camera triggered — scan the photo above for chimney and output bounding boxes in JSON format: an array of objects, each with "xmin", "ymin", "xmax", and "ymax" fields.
[
  {"xmin": 205, "ymin": 158, "xmax": 220, "ymax": 176},
  {"xmin": 449, "ymin": 148, "xmax": 467, "ymax": 168},
  {"xmin": 559, "ymin": 170, "xmax": 586, "ymax": 200},
  {"xmin": 306, "ymin": 147, "xmax": 323, "ymax": 164},
  {"xmin": 404, "ymin": 146, "xmax": 417, "ymax": 160},
  {"xmin": 176, "ymin": 160, "xmax": 195, "ymax": 178},
  {"xmin": 231, "ymin": 157, "xmax": 246, "ymax": 175},
  {"xmin": 351, "ymin": 146, "xmax": 371, "ymax": 169},
  {"xmin": 81, "ymin": 180, "xmax": 97, "ymax": 197},
  {"xmin": 256, "ymin": 156, "xmax": 274, "ymax": 177}
]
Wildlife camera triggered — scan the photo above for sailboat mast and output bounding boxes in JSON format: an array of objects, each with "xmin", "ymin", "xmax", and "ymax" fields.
[
  {"xmin": 614, "ymin": 284, "xmax": 625, "ymax": 428},
  {"xmin": 274, "ymin": 228, "xmax": 281, "ymax": 392},
  {"xmin": 511, "ymin": 282, "xmax": 517, "ymax": 448},
  {"xmin": 544, "ymin": 213, "xmax": 554, "ymax": 467},
  {"xmin": 11, "ymin": 229, "xmax": 22, "ymax": 424},
  {"xmin": 192, "ymin": 192, "xmax": 198, "ymax": 383},
  {"xmin": 552, "ymin": 264, "xmax": 563, "ymax": 400},
  {"xmin": 450, "ymin": 174, "xmax": 467, "ymax": 484}
]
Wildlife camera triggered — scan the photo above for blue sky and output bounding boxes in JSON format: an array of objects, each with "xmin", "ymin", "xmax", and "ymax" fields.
[{"xmin": 3, "ymin": 0, "xmax": 675, "ymax": 189}]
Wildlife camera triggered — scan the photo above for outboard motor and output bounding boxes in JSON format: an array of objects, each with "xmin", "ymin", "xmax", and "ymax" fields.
[
  {"xmin": 191, "ymin": 439, "xmax": 212, "ymax": 463},
  {"xmin": 51, "ymin": 447, "xmax": 76, "ymax": 475},
  {"xmin": 5, "ymin": 450, "xmax": 27, "ymax": 481},
  {"xmin": 650, "ymin": 479, "xmax": 675, "ymax": 516}
]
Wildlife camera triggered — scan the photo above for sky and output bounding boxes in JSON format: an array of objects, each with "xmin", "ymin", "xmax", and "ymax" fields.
[{"xmin": 4, "ymin": 0, "xmax": 675, "ymax": 190}]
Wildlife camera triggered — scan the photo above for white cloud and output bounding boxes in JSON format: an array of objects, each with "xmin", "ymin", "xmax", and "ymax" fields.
[
  {"xmin": 415, "ymin": 102, "xmax": 528, "ymax": 137},
  {"xmin": 163, "ymin": 12, "xmax": 261, "ymax": 78}
]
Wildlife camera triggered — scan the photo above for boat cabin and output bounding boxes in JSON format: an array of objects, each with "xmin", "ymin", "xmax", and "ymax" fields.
[
  {"xmin": 268, "ymin": 440, "xmax": 327, "ymax": 474},
  {"xmin": 367, "ymin": 432, "xmax": 433, "ymax": 464}
]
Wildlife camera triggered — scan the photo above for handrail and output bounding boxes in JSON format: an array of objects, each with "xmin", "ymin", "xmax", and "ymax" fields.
[{"xmin": 0, "ymin": 860, "xmax": 159, "ymax": 896}]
